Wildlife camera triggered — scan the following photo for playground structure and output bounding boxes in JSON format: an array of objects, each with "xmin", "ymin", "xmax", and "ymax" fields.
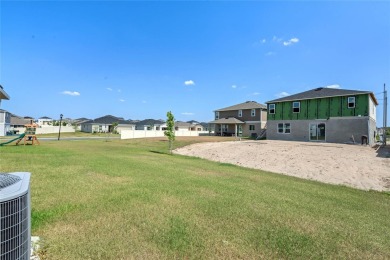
[{"xmin": 0, "ymin": 123, "xmax": 40, "ymax": 146}]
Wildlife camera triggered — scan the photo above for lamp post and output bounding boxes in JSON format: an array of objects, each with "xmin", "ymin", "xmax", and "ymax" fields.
[{"xmin": 58, "ymin": 114, "xmax": 63, "ymax": 140}]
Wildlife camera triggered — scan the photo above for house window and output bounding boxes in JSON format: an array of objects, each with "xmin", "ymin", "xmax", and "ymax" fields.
[
  {"xmin": 215, "ymin": 111, "xmax": 219, "ymax": 120},
  {"xmin": 269, "ymin": 104, "xmax": 275, "ymax": 114},
  {"xmin": 348, "ymin": 97, "xmax": 355, "ymax": 108},
  {"xmin": 251, "ymin": 109, "xmax": 256, "ymax": 117},
  {"xmin": 249, "ymin": 125, "xmax": 255, "ymax": 131},
  {"xmin": 293, "ymin": 102, "xmax": 300, "ymax": 113},
  {"xmin": 222, "ymin": 124, "xmax": 228, "ymax": 132},
  {"xmin": 278, "ymin": 123, "xmax": 291, "ymax": 134},
  {"xmin": 284, "ymin": 123, "xmax": 291, "ymax": 133},
  {"xmin": 238, "ymin": 110, "xmax": 242, "ymax": 117}
]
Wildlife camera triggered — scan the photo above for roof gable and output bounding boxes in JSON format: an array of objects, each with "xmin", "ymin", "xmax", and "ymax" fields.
[
  {"xmin": 266, "ymin": 87, "xmax": 378, "ymax": 105},
  {"xmin": 215, "ymin": 101, "xmax": 267, "ymax": 112}
]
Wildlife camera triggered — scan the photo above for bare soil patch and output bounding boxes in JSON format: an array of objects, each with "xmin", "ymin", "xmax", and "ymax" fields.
[{"xmin": 174, "ymin": 140, "xmax": 390, "ymax": 191}]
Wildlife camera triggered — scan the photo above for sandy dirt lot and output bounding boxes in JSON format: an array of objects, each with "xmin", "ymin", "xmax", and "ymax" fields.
[{"xmin": 174, "ymin": 140, "xmax": 390, "ymax": 191}]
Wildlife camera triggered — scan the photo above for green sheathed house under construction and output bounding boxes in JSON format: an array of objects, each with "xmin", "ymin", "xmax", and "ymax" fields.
[{"xmin": 266, "ymin": 87, "xmax": 378, "ymax": 145}]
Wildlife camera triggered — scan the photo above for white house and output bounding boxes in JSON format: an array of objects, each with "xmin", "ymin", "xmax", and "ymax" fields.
[
  {"xmin": 0, "ymin": 86, "xmax": 10, "ymax": 136},
  {"xmin": 0, "ymin": 109, "xmax": 11, "ymax": 136},
  {"xmin": 37, "ymin": 116, "xmax": 53, "ymax": 127}
]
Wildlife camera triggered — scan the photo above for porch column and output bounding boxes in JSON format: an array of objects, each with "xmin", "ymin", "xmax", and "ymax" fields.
[
  {"xmin": 235, "ymin": 124, "xmax": 237, "ymax": 138},
  {"xmin": 220, "ymin": 124, "xmax": 223, "ymax": 136}
]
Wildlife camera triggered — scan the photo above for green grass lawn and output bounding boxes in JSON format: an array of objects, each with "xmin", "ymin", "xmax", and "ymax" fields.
[{"xmin": 1, "ymin": 137, "xmax": 389, "ymax": 259}]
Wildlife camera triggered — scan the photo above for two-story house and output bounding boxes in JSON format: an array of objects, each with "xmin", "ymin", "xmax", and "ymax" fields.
[
  {"xmin": 210, "ymin": 101, "xmax": 267, "ymax": 137},
  {"xmin": 37, "ymin": 116, "xmax": 53, "ymax": 126},
  {"xmin": 266, "ymin": 87, "xmax": 378, "ymax": 145}
]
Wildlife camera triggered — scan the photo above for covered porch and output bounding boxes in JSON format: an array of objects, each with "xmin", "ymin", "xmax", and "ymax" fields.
[{"xmin": 209, "ymin": 117, "xmax": 244, "ymax": 137}]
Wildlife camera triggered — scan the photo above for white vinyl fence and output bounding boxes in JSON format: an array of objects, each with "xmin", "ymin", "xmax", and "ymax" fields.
[
  {"xmin": 121, "ymin": 130, "xmax": 209, "ymax": 139},
  {"xmin": 12, "ymin": 126, "xmax": 75, "ymax": 134}
]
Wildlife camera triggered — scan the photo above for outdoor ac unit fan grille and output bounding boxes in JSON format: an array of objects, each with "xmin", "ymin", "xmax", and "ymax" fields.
[{"xmin": 0, "ymin": 193, "xmax": 30, "ymax": 260}]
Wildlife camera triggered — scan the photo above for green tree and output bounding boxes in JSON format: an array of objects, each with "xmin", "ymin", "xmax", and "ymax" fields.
[
  {"xmin": 111, "ymin": 122, "xmax": 119, "ymax": 134},
  {"xmin": 164, "ymin": 111, "xmax": 175, "ymax": 154}
]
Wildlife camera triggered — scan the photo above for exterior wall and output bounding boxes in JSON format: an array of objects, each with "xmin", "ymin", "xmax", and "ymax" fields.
[
  {"xmin": 369, "ymin": 95, "xmax": 376, "ymax": 120},
  {"xmin": 218, "ymin": 108, "xmax": 262, "ymax": 121},
  {"xmin": 368, "ymin": 117, "xmax": 376, "ymax": 145},
  {"xmin": 242, "ymin": 122, "xmax": 261, "ymax": 137},
  {"xmin": 36, "ymin": 126, "xmax": 75, "ymax": 134},
  {"xmin": 268, "ymin": 94, "xmax": 370, "ymax": 121},
  {"xmin": 116, "ymin": 125, "xmax": 135, "ymax": 134},
  {"xmin": 121, "ymin": 129, "xmax": 209, "ymax": 139},
  {"xmin": 37, "ymin": 119, "xmax": 53, "ymax": 126},
  {"xmin": 267, "ymin": 117, "xmax": 374, "ymax": 145},
  {"xmin": 261, "ymin": 110, "xmax": 267, "ymax": 122},
  {"xmin": 81, "ymin": 124, "xmax": 111, "ymax": 133},
  {"xmin": 0, "ymin": 111, "xmax": 11, "ymax": 136}
]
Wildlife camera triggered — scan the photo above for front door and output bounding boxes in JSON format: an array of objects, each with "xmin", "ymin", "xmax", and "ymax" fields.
[{"xmin": 309, "ymin": 123, "xmax": 326, "ymax": 141}]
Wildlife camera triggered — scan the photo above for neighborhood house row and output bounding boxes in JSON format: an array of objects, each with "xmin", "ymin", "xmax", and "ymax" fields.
[{"xmin": 0, "ymin": 86, "xmax": 380, "ymax": 145}]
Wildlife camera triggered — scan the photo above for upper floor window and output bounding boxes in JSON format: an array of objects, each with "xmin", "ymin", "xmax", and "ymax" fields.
[
  {"xmin": 293, "ymin": 102, "xmax": 300, "ymax": 113},
  {"xmin": 251, "ymin": 109, "xmax": 256, "ymax": 117},
  {"xmin": 348, "ymin": 97, "xmax": 355, "ymax": 108},
  {"xmin": 215, "ymin": 111, "xmax": 219, "ymax": 120},
  {"xmin": 269, "ymin": 104, "xmax": 275, "ymax": 114},
  {"xmin": 238, "ymin": 110, "xmax": 242, "ymax": 117}
]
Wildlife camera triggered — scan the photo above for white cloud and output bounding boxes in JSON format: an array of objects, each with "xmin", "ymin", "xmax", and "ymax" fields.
[
  {"xmin": 106, "ymin": 88, "xmax": 113, "ymax": 91},
  {"xmin": 119, "ymin": 99, "xmax": 125, "ymax": 102},
  {"xmin": 61, "ymin": 91, "xmax": 80, "ymax": 96},
  {"xmin": 325, "ymin": 84, "xmax": 341, "ymax": 89},
  {"xmin": 117, "ymin": 89, "xmax": 121, "ymax": 92},
  {"xmin": 184, "ymin": 80, "xmax": 195, "ymax": 86},
  {"xmin": 232, "ymin": 85, "xmax": 237, "ymax": 89},
  {"xmin": 181, "ymin": 112, "xmax": 194, "ymax": 116},
  {"xmin": 265, "ymin": 51, "xmax": 276, "ymax": 56},
  {"xmin": 273, "ymin": 36, "xmax": 283, "ymax": 42},
  {"xmin": 261, "ymin": 39, "xmax": 266, "ymax": 43},
  {"xmin": 252, "ymin": 92, "xmax": 261, "ymax": 96},
  {"xmin": 275, "ymin": 91, "xmax": 290, "ymax": 98},
  {"xmin": 283, "ymin": 38, "xmax": 299, "ymax": 46}
]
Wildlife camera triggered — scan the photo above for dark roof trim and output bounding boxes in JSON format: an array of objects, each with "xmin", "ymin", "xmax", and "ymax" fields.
[{"xmin": 266, "ymin": 88, "xmax": 378, "ymax": 105}]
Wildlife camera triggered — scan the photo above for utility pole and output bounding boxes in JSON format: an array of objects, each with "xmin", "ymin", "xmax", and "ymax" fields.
[{"xmin": 383, "ymin": 84, "xmax": 387, "ymax": 146}]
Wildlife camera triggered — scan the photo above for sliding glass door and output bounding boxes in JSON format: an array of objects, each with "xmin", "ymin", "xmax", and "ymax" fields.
[{"xmin": 309, "ymin": 123, "xmax": 326, "ymax": 141}]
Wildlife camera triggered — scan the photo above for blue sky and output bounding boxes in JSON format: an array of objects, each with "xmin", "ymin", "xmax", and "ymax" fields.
[{"xmin": 1, "ymin": 1, "xmax": 389, "ymax": 125}]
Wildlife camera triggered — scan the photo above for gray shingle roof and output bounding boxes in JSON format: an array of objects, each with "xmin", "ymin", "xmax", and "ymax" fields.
[
  {"xmin": 135, "ymin": 119, "xmax": 165, "ymax": 126},
  {"xmin": 215, "ymin": 101, "xmax": 267, "ymax": 112},
  {"xmin": 85, "ymin": 115, "xmax": 133, "ymax": 125},
  {"xmin": 209, "ymin": 117, "xmax": 245, "ymax": 124},
  {"xmin": 266, "ymin": 87, "xmax": 378, "ymax": 104}
]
